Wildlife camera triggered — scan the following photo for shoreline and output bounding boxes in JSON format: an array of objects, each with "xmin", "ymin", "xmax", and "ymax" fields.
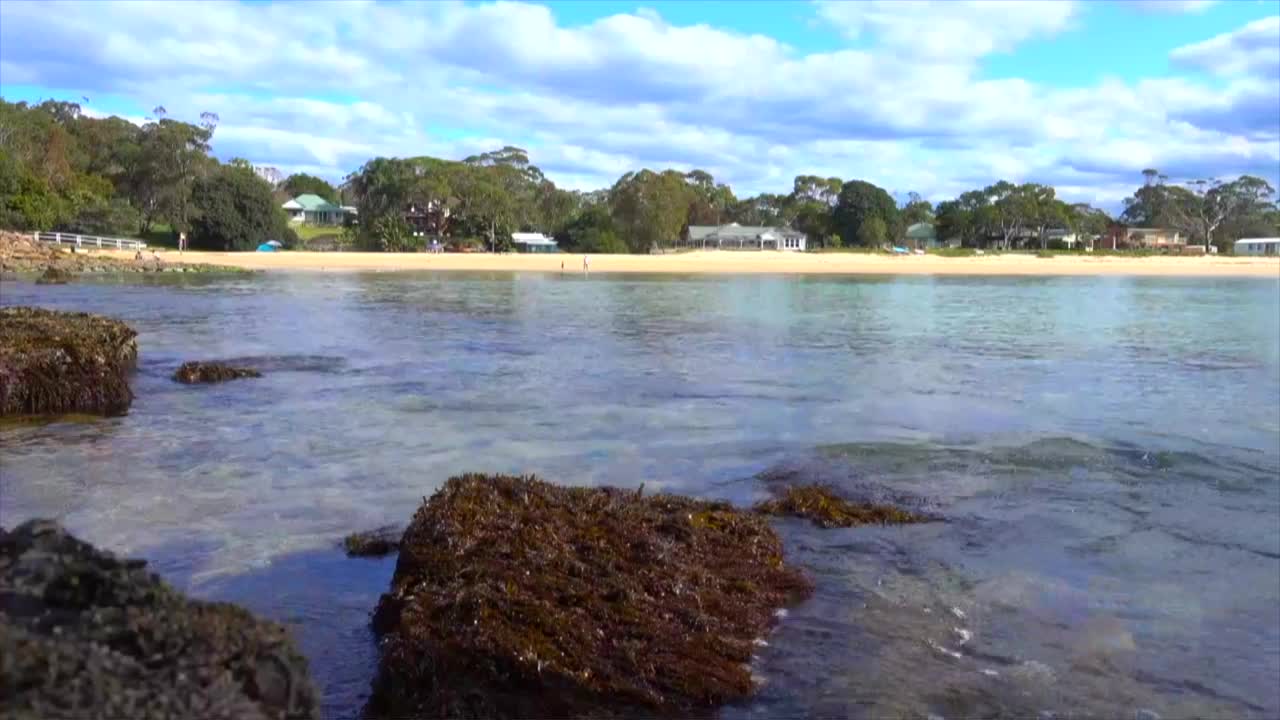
[{"xmin": 93, "ymin": 248, "xmax": 1280, "ymax": 277}]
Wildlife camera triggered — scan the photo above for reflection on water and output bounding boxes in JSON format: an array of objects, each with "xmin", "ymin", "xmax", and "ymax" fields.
[{"xmin": 2, "ymin": 271, "xmax": 1278, "ymax": 718}]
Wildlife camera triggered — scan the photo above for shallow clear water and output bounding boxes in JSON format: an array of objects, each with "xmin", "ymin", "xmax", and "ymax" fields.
[{"xmin": 3, "ymin": 271, "xmax": 1278, "ymax": 719}]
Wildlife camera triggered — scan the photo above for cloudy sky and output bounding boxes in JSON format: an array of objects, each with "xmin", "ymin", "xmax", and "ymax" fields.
[{"xmin": 1, "ymin": 0, "xmax": 1277, "ymax": 208}]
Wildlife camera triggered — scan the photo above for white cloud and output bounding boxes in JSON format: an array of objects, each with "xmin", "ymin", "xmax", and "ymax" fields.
[
  {"xmin": 1170, "ymin": 15, "xmax": 1280, "ymax": 77},
  {"xmin": 815, "ymin": 0, "xmax": 1078, "ymax": 59},
  {"xmin": 1124, "ymin": 0, "xmax": 1220, "ymax": 14},
  {"xmin": 0, "ymin": 0, "xmax": 1275, "ymax": 210}
]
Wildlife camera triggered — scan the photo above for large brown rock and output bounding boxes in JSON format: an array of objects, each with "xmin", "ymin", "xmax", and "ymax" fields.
[
  {"xmin": 0, "ymin": 519, "xmax": 319, "ymax": 720},
  {"xmin": 0, "ymin": 306, "xmax": 138, "ymax": 416},
  {"xmin": 367, "ymin": 474, "xmax": 813, "ymax": 719}
]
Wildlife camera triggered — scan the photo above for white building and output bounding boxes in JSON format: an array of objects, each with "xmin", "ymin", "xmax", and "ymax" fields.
[
  {"xmin": 1234, "ymin": 237, "xmax": 1280, "ymax": 256},
  {"xmin": 512, "ymin": 232, "xmax": 558, "ymax": 253},
  {"xmin": 682, "ymin": 223, "xmax": 807, "ymax": 251}
]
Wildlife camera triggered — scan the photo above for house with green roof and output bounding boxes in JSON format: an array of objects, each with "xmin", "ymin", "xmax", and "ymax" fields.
[
  {"xmin": 904, "ymin": 222, "xmax": 938, "ymax": 249},
  {"xmin": 282, "ymin": 194, "xmax": 346, "ymax": 226}
]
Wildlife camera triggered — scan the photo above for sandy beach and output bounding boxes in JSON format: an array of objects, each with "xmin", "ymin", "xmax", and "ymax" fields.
[{"xmin": 97, "ymin": 248, "xmax": 1280, "ymax": 277}]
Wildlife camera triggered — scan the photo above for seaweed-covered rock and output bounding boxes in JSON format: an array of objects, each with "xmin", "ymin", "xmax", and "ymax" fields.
[
  {"xmin": 368, "ymin": 475, "xmax": 812, "ymax": 719},
  {"xmin": 753, "ymin": 483, "xmax": 928, "ymax": 528},
  {"xmin": 343, "ymin": 525, "xmax": 403, "ymax": 557},
  {"xmin": 0, "ymin": 306, "xmax": 138, "ymax": 417},
  {"xmin": 34, "ymin": 266, "xmax": 73, "ymax": 284},
  {"xmin": 174, "ymin": 361, "xmax": 262, "ymax": 384},
  {"xmin": 0, "ymin": 519, "xmax": 319, "ymax": 720}
]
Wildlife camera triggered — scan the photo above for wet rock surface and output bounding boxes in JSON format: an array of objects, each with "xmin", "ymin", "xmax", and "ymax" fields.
[
  {"xmin": 174, "ymin": 361, "xmax": 263, "ymax": 384},
  {"xmin": 0, "ymin": 519, "xmax": 319, "ymax": 720},
  {"xmin": 34, "ymin": 266, "xmax": 73, "ymax": 284},
  {"xmin": 367, "ymin": 474, "xmax": 813, "ymax": 719},
  {"xmin": 343, "ymin": 525, "xmax": 403, "ymax": 557},
  {"xmin": 753, "ymin": 483, "xmax": 931, "ymax": 528},
  {"xmin": 0, "ymin": 306, "xmax": 138, "ymax": 417}
]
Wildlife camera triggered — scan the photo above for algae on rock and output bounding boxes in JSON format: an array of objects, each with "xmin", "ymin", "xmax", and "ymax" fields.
[
  {"xmin": 753, "ymin": 483, "xmax": 930, "ymax": 528},
  {"xmin": 173, "ymin": 361, "xmax": 263, "ymax": 384},
  {"xmin": 0, "ymin": 519, "xmax": 319, "ymax": 720},
  {"xmin": 343, "ymin": 525, "xmax": 403, "ymax": 557},
  {"xmin": 367, "ymin": 474, "xmax": 813, "ymax": 719},
  {"xmin": 0, "ymin": 306, "xmax": 138, "ymax": 416}
]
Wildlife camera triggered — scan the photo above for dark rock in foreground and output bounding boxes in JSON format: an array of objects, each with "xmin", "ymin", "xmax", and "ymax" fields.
[
  {"xmin": 174, "ymin": 361, "xmax": 263, "ymax": 384},
  {"xmin": 0, "ymin": 306, "xmax": 138, "ymax": 417},
  {"xmin": 367, "ymin": 474, "xmax": 813, "ymax": 720},
  {"xmin": 0, "ymin": 519, "xmax": 318, "ymax": 720},
  {"xmin": 754, "ymin": 483, "xmax": 930, "ymax": 528},
  {"xmin": 34, "ymin": 266, "xmax": 73, "ymax": 284},
  {"xmin": 343, "ymin": 525, "xmax": 403, "ymax": 557}
]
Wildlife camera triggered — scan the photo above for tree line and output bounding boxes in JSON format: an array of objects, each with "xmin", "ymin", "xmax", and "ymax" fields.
[
  {"xmin": 0, "ymin": 99, "xmax": 294, "ymax": 250},
  {"xmin": 3, "ymin": 99, "xmax": 1276, "ymax": 253}
]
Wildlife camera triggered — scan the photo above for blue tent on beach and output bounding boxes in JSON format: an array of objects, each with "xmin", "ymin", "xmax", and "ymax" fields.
[{"xmin": 256, "ymin": 240, "xmax": 283, "ymax": 252}]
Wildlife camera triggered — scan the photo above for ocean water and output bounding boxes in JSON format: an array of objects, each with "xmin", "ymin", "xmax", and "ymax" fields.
[{"xmin": 2, "ymin": 271, "xmax": 1278, "ymax": 719}]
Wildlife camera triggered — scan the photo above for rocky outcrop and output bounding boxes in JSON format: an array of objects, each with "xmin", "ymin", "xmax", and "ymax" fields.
[
  {"xmin": 173, "ymin": 361, "xmax": 263, "ymax": 384},
  {"xmin": 342, "ymin": 525, "xmax": 403, "ymax": 557},
  {"xmin": 0, "ymin": 231, "xmax": 245, "ymax": 275},
  {"xmin": 0, "ymin": 519, "xmax": 319, "ymax": 720},
  {"xmin": 0, "ymin": 306, "xmax": 138, "ymax": 417},
  {"xmin": 367, "ymin": 474, "xmax": 813, "ymax": 719},
  {"xmin": 753, "ymin": 483, "xmax": 930, "ymax": 528},
  {"xmin": 34, "ymin": 266, "xmax": 74, "ymax": 284}
]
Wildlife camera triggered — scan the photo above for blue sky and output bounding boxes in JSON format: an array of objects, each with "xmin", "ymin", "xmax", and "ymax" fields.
[{"xmin": 1, "ymin": 0, "xmax": 1277, "ymax": 208}]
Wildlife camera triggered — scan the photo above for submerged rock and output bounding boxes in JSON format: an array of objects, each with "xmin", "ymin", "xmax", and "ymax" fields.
[
  {"xmin": 367, "ymin": 474, "xmax": 812, "ymax": 719},
  {"xmin": 0, "ymin": 519, "xmax": 319, "ymax": 719},
  {"xmin": 753, "ymin": 483, "xmax": 929, "ymax": 528},
  {"xmin": 34, "ymin": 266, "xmax": 73, "ymax": 284},
  {"xmin": 343, "ymin": 525, "xmax": 403, "ymax": 557},
  {"xmin": 174, "ymin": 361, "xmax": 263, "ymax": 384},
  {"xmin": 0, "ymin": 306, "xmax": 138, "ymax": 417}
]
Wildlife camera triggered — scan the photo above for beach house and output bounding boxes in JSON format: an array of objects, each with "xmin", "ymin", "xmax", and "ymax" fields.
[
  {"xmin": 282, "ymin": 194, "xmax": 346, "ymax": 226},
  {"xmin": 1101, "ymin": 225, "xmax": 1184, "ymax": 251},
  {"xmin": 1234, "ymin": 237, "xmax": 1280, "ymax": 256},
  {"xmin": 904, "ymin": 222, "xmax": 939, "ymax": 249},
  {"xmin": 512, "ymin": 232, "xmax": 558, "ymax": 253},
  {"xmin": 681, "ymin": 223, "xmax": 807, "ymax": 251}
]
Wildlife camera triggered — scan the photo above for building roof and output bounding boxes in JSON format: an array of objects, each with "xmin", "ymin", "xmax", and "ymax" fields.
[
  {"xmin": 281, "ymin": 199, "xmax": 302, "ymax": 210},
  {"xmin": 1235, "ymin": 237, "xmax": 1280, "ymax": 245},
  {"xmin": 905, "ymin": 223, "xmax": 936, "ymax": 240},
  {"xmin": 512, "ymin": 232, "xmax": 557, "ymax": 246},
  {"xmin": 688, "ymin": 223, "xmax": 804, "ymax": 241},
  {"xmin": 290, "ymin": 194, "xmax": 342, "ymax": 212}
]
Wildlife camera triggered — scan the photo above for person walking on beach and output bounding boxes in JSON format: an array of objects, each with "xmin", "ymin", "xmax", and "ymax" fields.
[{"xmin": 583, "ymin": 255, "xmax": 590, "ymax": 274}]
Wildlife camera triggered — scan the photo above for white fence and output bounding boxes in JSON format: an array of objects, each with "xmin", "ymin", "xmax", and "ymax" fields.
[{"xmin": 33, "ymin": 231, "xmax": 147, "ymax": 251}]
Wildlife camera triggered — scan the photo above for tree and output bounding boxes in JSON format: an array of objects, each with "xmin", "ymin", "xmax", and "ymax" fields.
[
  {"xmin": 900, "ymin": 191, "xmax": 933, "ymax": 227},
  {"xmin": 609, "ymin": 169, "xmax": 694, "ymax": 252},
  {"xmin": 556, "ymin": 204, "xmax": 626, "ymax": 253},
  {"xmin": 1167, "ymin": 176, "xmax": 1276, "ymax": 251},
  {"xmin": 189, "ymin": 163, "xmax": 294, "ymax": 250},
  {"xmin": 833, "ymin": 179, "xmax": 898, "ymax": 246},
  {"xmin": 281, "ymin": 173, "xmax": 338, "ymax": 203},
  {"xmin": 857, "ymin": 216, "xmax": 887, "ymax": 246},
  {"xmin": 729, "ymin": 193, "xmax": 791, "ymax": 227},
  {"xmin": 134, "ymin": 115, "xmax": 216, "ymax": 234},
  {"xmin": 1066, "ymin": 203, "xmax": 1111, "ymax": 248},
  {"xmin": 684, "ymin": 170, "xmax": 737, "ymax": 226}
]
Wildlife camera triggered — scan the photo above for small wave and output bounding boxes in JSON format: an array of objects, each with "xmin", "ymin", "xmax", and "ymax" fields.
[{"xmin": 208, "ymin": 354, "xmax": 348, "ymax": 374}]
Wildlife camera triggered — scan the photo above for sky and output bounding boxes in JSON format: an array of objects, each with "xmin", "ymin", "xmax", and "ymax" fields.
[{"xmin": 1, "ymin": 0, "xmax": 1277, "ymax": 209}]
